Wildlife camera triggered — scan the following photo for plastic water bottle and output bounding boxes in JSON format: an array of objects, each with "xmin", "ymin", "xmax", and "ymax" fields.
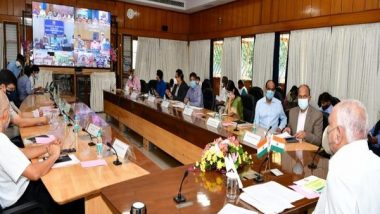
[
  {"xmin": 252, "ymin": 120, "xmax": 257, "ymax": 134},
  {"xmin": 73, "ymin": 115, "xmax": 80, "ymax": 150},
  {"xmin": 96, "ymin": 131, "xmax": 103, "ymax": 158}
]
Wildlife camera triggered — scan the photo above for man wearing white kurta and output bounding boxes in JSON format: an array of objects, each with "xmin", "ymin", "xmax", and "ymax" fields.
[{"xmin": 314, "ymin": 100, "xmax": 380, "ymax": 213}]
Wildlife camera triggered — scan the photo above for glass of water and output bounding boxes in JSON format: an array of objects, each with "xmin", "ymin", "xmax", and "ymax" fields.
[{"xmin": 226, "ymin": 172, "xmax": 239, "ymax": 200}]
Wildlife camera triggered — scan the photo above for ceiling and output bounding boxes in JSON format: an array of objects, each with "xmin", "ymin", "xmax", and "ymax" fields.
[{"xmin": 121, "ymin": 0, "xmax": 236, "ymax": 13}]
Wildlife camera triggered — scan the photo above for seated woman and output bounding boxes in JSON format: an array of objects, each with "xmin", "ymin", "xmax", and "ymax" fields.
[
  {"xmin": 166, "ymin": 69, "xmax": 188, "ymax": 102},
  {"xmin": 224, "ymin": 80, "xmax": 243, "ymax": 120}
]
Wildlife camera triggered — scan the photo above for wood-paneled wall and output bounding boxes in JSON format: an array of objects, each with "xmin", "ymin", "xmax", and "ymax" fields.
[
  {"xmin": 189, "ymin": 0, "xmax": 380, "ymax": 40},
  {"xmin": 0, "ymin": 0, "xmax": 189, "ymax": 40}
]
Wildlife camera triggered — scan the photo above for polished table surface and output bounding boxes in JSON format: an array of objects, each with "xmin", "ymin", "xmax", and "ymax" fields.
[
  {"xmin": 102, "ymin": 148, "xmax": 329, "ymax": 214},
  {"xmin": 19, "ymin": 94, "xmax": 150, "ymax": 213}
]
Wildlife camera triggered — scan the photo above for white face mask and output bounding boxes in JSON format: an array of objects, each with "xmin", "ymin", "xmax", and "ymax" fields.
[
  {"xmin": 15, "ymin": 61, "xmax": 21, "ymax": 67},
  {"xmin": 128, "ymin": 75, "xmax": 133, "ymax": 80},
  {"xmin": 173, "ymin": 78, "xmax": 178, "ymax": 85}
]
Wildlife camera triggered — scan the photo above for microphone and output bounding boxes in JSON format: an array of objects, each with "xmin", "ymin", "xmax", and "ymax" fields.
[
  {"xmin": 234, "ymin": 123, "xmax": 238, "ymax": 131},
  {"xmin": 264, "ymin": 126, "xmax": 272, "ymax": 138},
  {"xmin": 254, "ymin": 156, "xmax": 269, "ymax": 183},
  {"xmin": 82, "ymin": 128, "xmax": 95, "ymax": 144},
  {"xmin": 173, "ymin": 170, "xmax": 189, "ymax": 203},
  {"xmin": 308, "ymin": 142, "xmax": 323, "ymax": 169},
  {"xmin": 106, "ymin": 142, "xmax": 122, "ymax": 166}
]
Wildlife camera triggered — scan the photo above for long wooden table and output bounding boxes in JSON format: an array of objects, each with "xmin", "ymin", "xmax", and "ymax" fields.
[
  {"xmin": 101, "ymin": 148, "xmax": 329, "ymax": 213},
  {"xmin": 19, "ymin": 94, "xmax": 151, "ymax": 214},
  {"xmin": 104, "ymin": 90, "xmax": 318, "ymax": 164}
]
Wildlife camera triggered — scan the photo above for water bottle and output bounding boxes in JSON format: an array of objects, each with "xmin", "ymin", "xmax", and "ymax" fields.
[
  {"xmin": 96, "ymin": 131, "xmax": 103, "ymax": 158},
  {"xmin": 73, "ymin": 115, "xmax": 80, "ymax": 150},
  {"xmin": 252, "ymin": 120, "xmax": 257, "ymax": 134}
]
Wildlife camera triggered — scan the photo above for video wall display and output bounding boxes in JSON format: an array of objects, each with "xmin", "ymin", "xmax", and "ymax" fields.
[{"xmin": 32, "ymin": 2, "xmax": 111, "ymax": 68}]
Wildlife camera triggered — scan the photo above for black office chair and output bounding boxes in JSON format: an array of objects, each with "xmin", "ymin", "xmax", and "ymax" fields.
[
  {"xmin": 140, "ymin": 79, "xmax": 148, "ymax": 94},
  {"xmin": 1, "ymin": 201, "xmax": 47, "ymax": 214},
  {"xmin": 248, "ymin": 87, "xmax": 263, "ymax": 101},
  {"xmin": 322, "ymin": 111, "xmax": 329, "ymax": 131},
  {"xmin": 241, "ymin": 94, "xmax": 256, "ymax": 123},
  {"xmin": 203, "ymin": 88, "xmax": 215, "ymax": 111}
]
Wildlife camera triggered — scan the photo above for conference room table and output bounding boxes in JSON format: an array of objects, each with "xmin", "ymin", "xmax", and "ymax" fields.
[
  {"xmin": 19, "ymin": 94, "xmax": 151, "ymax": 214},
  {"xmin": 101, "ymin": 146, "xmax": 329, "ymax": 213},
  {"xmin": 104, "ymin": 90, "xmax": 318, "ymax": 164}
]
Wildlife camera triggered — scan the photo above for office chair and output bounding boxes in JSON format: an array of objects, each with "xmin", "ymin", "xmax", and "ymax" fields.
[{"xmin": 1, "ymin": 201, "xmax": 47, "ymax": 214}]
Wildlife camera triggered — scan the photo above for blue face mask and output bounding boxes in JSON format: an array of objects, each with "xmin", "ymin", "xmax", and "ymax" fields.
[
  {"xmin": 298, "ymin": 98, "xmax": 309, "ymax": 110},
  {"xmin": 190, "ymin": 80, "xmax": 197, "ymax": 89},
  {"xmin": 266, "ymin": 90, "xmax": 274, "ymax": 100}
]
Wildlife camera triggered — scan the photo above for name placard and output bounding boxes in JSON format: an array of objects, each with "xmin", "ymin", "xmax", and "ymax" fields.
[
  {"xmin": 131, "ymin": 92, "xmax": 138, "ymax": 100},
  {"xmin": 161, "ymin": 100, "xmax": 170, "ymax": 108},
  {"xmin": 113, "ymin": 138, "xmax": 130, "ymax": 159},
  {"xmin": 206, "ymin": 117, "xmax": 220, "ymax": 129},
  {"xmin": 243, "ymin": 131, "xmax": 262, "ymax": 148},
  {"xmin": 148, "ymin": 96, "xmax": 156, "ymax": 102},
  {"xmin": 87, "ymin": 123, "xmax": 101, "ymax": 137},
  {"xmin": 183, "ymin": 107, "xmax": 193, "ymax": 116}
]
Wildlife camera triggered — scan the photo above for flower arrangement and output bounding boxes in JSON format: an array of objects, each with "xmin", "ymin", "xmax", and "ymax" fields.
[{"xmin": 195, "ymin": 136, "xmax": 253, "ymax": 172}]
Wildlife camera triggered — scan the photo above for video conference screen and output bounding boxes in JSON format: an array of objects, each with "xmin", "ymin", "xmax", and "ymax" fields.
[{"xmin": 32, "ymin": 2, "xmax": 111, "ymax": 68}]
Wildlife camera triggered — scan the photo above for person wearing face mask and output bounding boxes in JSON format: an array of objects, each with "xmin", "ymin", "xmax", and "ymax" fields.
[
  {"xmin": 7, "ymin": 54, "xmax": 25, "ymax": 78},
  {"xmin": 314, "ymin": 100, "xmax": 380, "ymax": 213},
  {"xmin": 184, "ymin": 72, "xmax": 203, "ymax": 107},
  {"xmin": 318, "ymin": 92, "xmax": 334, "ymax": 114},
  {"xmin": 126, "ymin": 69, "xmax": 141, "ymax": 93},
  {"xmin": 224, "ymin": 80, "xmax": 243, "ymax": 120},
  {"xmin": 166, "ymin": 69, "xmax": 189, "ymax": 102},
  {"xmin": 283, "ymin": 85, "xmax": 323, "ymax": 145},
  {"xmin": 254, "ymin": 80, "xmax": 287, "ymax": 133},
  {"xmin": 0, "ymin": 70, "xmax": 48, "ymax": 140}
]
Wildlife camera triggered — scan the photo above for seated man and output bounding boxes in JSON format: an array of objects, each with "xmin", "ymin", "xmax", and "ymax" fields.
[
  {"xmin": 238, "ymin": 80, "xmax": 248, "ymax": 96},
  {"xmin": 254, "ymin": 80, "xmax": 287, "ymax": 132},
  {"xmin": 184, "ymin": 72, "xmax": 203, "ymax": 107},
  {"xmin": 1, "ymin": 69, "xmax": 48, "ymax": 147},
  {"xmin": 283, "ymin": 84, "xmax": 323, "ymax": 145},
  {"xmin": 314, "ymin": 100, "xmax": 380, "ymax": 213},
  {"xmin": 166, "ymin": 69, "xmax": 188, "ymax": 102},
  {"xmin": 318, "ymin": 92, "xmax": 334, "ymax": 114},
  {"xmin": 154, "ymin": 69, "xmax": 166, "ymax": 98},
  {"xmin": 0, "ymin": 91, "xmax": 61, "ymax": 212},
  {"xmin": 125, "ymin": 69, "xmax": 141, "ymax": 93}
]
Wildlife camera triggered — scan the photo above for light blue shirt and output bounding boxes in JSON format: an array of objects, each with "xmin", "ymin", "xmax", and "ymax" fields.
[
  {"xmin": 319, "ymin": 104, "xmax": 333, "ymax": 114},
  {"xmin": 185, "ymin": 85, "xmax": 203, "ymax": 107},
  {"xmin": 7, "ymin": 61, "xmax": 22, "ymax": 78},
  {"xmin": 17, "ymin": 75, "xmax": 32, "ymax": 102},
  {"xmin": 254, "ymin": 97, "xmax": 287, "ymax": 131}
]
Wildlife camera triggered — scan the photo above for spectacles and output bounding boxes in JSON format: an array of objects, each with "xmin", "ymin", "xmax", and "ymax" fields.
[{"xmin": 327, "ymin": 126, "xmax": 339, "ymax": 135}]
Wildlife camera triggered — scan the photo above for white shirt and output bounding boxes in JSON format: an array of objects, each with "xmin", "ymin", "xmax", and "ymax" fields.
[
  {"xmin": 217, "ymin": 87, "xmax": 227, "ymax": 102},
  {"xmin": 0, "ymin": 133, "xmax": 30, "ymax": 208},
  {"xmin": 29, "ymin": 76, "xmax": 35, "ymax": 90},
  {"xmin": 314, "ymin": 139, "xmax": 380, "ymax": 213},
  {"xmin": 296, "ymin": 108, "xmax": 308, "ymax": 133}
]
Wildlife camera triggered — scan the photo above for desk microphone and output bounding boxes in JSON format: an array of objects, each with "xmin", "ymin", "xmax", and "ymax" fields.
[
  {"xmin": 106, "ymin": 142, "xmax": 122, "ymax": 165},
  {"xmin": 264, "ymin": 126, "xmax": 272, "ymax": 138},
  {"xmin": 233, "ymin": 123, "xmax": 238, "ymax": 131},
  {"xmin": 173, "ymin": 170, "xmax": 189, "ymax": 203},
  {"xmin": 308, "ymin": 142, "xmax": 323, "ymax": 169},
  {"xmin": 82, "ymin": 128, "xmax": 95, "ymax": 144},
  {"xmin": 62, "ymin": 111, "xmax": 74, "ymax": 126},
  {"xmin": 254, "ymin": 156, "xmax": 269, "ymax": 183}
]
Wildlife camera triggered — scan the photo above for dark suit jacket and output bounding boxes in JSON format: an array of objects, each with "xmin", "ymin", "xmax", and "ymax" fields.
[
  {"xmin": 171, "ymin": 82, "xmax": 189, "ymax": 102},
  {"xmin": 288, "ymin": 106, "xmax": 323, "ymax": 145}
]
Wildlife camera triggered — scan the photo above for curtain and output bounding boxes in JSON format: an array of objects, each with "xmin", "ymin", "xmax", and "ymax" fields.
[
  {"xmin": 330, "ymin": 23, "xmax": 380, "ymax": 126},
  {"xmin": 252, "ymin": 33, "xmax": 275, "ymax": 88},
  {"xmin": 135, "ymin": 37, "xmax": 160, "ymax": 82},
  {"xmin": 0, "ymin": 23, "xmax": 3, "ymax": 68},
  {"xmin": 287, "ymin": 27, "xmax": 332, "ymax": 106},
  {"xmin": 90, "ymin": 72, "xmax": 116, "ymax": 112},
  {"xmin": 159, "ymin": 39, "xmax": 189, "ymax": 81},
  {"xmin": 221, "ymin": 36, "xmax": 241, "ymax": 85},
  {"xmin": 189, "ymin": 40, "xmax": 210, "ymax": 80}
]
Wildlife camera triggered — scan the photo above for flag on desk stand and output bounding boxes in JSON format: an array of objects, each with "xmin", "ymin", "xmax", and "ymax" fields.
[
  {"xmin": 270, "ymin": 135, "xmax": 286, "ymax": 153},
  {"xmin": 256, "ymin": 138, "xmax": 269, "ymax": 158}
]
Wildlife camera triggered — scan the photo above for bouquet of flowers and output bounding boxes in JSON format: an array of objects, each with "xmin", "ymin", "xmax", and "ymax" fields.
[{"xmin": 195, "ymin": 136, "xmax": 252, "ymax": 172}]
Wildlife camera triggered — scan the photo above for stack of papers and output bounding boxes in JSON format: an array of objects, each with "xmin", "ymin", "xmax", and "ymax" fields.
[
  {"xmin": 289, "ymin": 175, "xmax": 326, "ymax": 199},
  {"xmin": 240, "ymin": 181, "xmax": 304, "ymax": 213},
  {"xmin": 218, "ymin": 204, "xmax": 257, "ymax": 214}
]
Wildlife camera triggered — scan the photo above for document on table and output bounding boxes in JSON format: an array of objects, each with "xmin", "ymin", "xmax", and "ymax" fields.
[
  {"xmin": 218, "ymin": 203, "xmax": 257, "ymax": 214},
  {"xmin": 240, "ymin": 181, "xmax": 304, "ymax": 213}
]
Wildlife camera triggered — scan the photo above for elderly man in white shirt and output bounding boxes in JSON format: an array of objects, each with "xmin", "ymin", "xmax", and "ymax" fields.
[
  {"xmin": 314, "ymin": 99, "xmax": 380, "ymax": 213},
  {"xmin": 0, "ymin": 91, "xmax": 62, "ymax": 212}
]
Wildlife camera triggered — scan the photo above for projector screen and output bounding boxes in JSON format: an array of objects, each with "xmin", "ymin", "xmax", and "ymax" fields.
[{"xmin": 32, "ymin": 2, "xmax": 111, "ymax": 68}]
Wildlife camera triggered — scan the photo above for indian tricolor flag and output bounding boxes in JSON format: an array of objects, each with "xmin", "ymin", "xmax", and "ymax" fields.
[
  {"xmin": 271, "ymin": 136, "xmax": 286, "ymax": 153},
  {"xmin": 256, "ymin": 138, "xmax": 269, "ymax": 158}
]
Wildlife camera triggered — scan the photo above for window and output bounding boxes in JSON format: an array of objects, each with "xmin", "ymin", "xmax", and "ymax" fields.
[
  {"xmin": 212, "ymin": 40, "xmax": 223, "ymax": 77},
  {"xmin": 278, "ymin": 33, "xmax": 289, "ymax": 84},
  {"xmin": 241, "ymin": 37, "xmax": 254, "ymax": 80},
  {"xmin": 132, "ymin": 39, "xmax": 138, "ymax": 69}
]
